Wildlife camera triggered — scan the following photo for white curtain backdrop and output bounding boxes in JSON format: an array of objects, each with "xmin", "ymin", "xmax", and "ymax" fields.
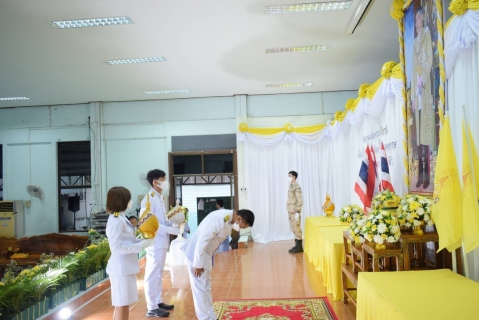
[
  {"xmin": 447, "ymin": 30, "xmax": 479, "ymax": 281},
  {"xmin": 242, "ymin": 79, "xmax": 407, "ymax": 243}
]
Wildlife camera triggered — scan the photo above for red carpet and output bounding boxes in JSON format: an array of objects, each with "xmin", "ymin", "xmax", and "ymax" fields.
[{"xmin": 214, "ymin": 297, "xmax": 338, "ymax": 320}]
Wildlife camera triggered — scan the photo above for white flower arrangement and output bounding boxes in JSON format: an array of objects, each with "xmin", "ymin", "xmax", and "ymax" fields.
[
  {"xmin": 359, "ymin": 209, "xmax": 401, "ymax": 245},
  {"xmin": 339, "ymin": 205, "xmax": 366, "ymax": 244},
  {"xmin": 396, "ymin": 194, "xmax": 434, "ymax": 228}
]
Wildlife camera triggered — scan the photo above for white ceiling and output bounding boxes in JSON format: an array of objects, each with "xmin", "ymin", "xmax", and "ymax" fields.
[{"xmin": 0, "ymin": 0, "xmax": 399, "ymax": 108}]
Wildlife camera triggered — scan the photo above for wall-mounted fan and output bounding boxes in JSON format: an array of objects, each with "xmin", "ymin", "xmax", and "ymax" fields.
[
  {"xmin": 26, "ymin": 184, "xmax": 44, "ymax": 199},
  {"xmin": 139, "ymin": 173, "xmax": 150, "ymax": 187}
]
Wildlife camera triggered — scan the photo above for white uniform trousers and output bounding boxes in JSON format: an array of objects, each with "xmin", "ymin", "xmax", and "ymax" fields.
[
  {"xmin": 144, "ymin": 247, "xmax": 167, "ymax": 311},
  {"xmin": 187, "ymin": 263, "xmax": 215, "ymax": 320}
]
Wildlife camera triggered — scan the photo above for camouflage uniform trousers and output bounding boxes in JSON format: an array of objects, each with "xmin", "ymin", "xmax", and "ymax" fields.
[{"xmin": 288, "ymin": 212, "xmax": 302, "ymax": 240}]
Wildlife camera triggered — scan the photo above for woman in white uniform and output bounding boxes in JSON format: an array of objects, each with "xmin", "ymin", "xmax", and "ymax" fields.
[{"xmin": 105, "ymin": 187, "xmax": 154, "ymax": 320}]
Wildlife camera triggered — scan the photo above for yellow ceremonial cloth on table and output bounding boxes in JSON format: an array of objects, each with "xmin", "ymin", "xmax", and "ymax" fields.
[
  {"xmin": 357, "ymin": 269, "xmax": 479, "ymax": 320},
  {"xmin": 304, "ymin": 217, "xmax": 344, "ymax": 264},
  {"xmin": 304, "ymin": 216, "xmax": 347, "ymax": 301}
]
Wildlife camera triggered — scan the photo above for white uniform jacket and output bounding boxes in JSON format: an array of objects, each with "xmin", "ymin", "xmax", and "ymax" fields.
[
  {"xmin": 106, "ymin": 212, "xmax": 143, "ymax": 276},
  {"xmin": 181, "ymin": 209, "xmax": 232, "ymax": 271},
  {"xmin": 140, "ymin": 188, "xmax": 169, "ymax": 249}
]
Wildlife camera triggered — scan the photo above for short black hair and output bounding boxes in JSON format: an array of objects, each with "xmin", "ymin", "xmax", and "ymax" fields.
[
  {"xmin": 289, "ymin": 171, "xmax": 298, "ymax": 179},
  {"xmin": 128, "ymin": 216, "xmax": 138, "ymax": 221},
  {"xmin": 147, "ymin": 169, "xmax": 166, "ymax": 186},
  {"xmin": 237, "ymin": 209, "xmax": 255, "ymax": 227},
  {"xmin": 216, "ymin": 199, "xmax": 224, "ymax": 207},
  {"xmin": 417, "ymin": 5, "xmax": 423, "ymax": 15}
]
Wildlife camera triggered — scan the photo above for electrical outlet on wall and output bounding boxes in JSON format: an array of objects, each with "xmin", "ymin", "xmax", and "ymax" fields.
[
  {"xmin": 240, "ymin": 187, "xmax": 247, "ymax": 192},
  {"xmin": 25, "ymin": 200, "xmax": 31, "ymax": 208}
]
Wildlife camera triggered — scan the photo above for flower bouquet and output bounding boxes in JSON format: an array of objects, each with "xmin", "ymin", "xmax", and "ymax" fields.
[
  {"xmin": 396, "ymin": 194, "xmax": 434, "ymax": 235},
  {"xmin": 358, "ymin": 209, "xmax": 401, "ymax": 249},
  {"xmin": 167, "ymin": 199, "xmax": 189, "ymax": 239},
  {"xmin": 339, "ymin": 205, "xmax": 365, "ymax": 243}
]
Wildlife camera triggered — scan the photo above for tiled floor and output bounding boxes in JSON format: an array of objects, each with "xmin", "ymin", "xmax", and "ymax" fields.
[{"xmin": 73, "ymin": 241, "xmax": 356, "ymax": 319}]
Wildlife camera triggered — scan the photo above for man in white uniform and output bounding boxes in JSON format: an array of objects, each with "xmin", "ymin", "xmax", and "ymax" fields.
[
  {"xmin": 181, "ymin": 209, "xmax": 255, "ymax": 320},
  {"xmin": 142, "ymin": 169, "xmax": 180, "ymax": 318}
]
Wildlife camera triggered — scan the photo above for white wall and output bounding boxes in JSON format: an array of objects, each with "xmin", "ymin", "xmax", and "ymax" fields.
[{"xmin": 0, "ymin": 91, "xmax": 352, "ymax": 236}]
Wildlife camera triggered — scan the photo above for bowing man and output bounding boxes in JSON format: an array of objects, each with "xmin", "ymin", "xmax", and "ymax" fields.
[{"xmin": 181, "ymin": 209, "xmax": 255, "ymax": 320}]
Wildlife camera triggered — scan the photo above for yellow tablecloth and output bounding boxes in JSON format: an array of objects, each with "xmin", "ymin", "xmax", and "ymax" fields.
[
  {"xmin": 357, "ymin": 269, "xmax": 479, "ymax": 320},
  {"xmin": 304, "ymin": 217, "xmax": 348, "ymax": 300}
]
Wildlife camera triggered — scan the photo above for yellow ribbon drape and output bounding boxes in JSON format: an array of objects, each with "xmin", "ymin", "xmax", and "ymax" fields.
[
  {"xmin": 447, "ymin": 0, "xmax": 479, "ymax": 28},
  {"xmin": 238, "ymin": 122, "xmax": 326, "ymax": 136},
  {"xmin": 239, "ymin": 61, "xmax": 403, "ymax": 135}
]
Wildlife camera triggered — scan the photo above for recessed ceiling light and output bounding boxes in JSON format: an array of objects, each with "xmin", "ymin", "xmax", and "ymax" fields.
[
  {"xmin": 266, "ymin": 45, "xmax": 330, "ymax": 53},
  {"xmin": 105, "ymin": 57, "xmax": 166, "ymax": 65},
  {"xmin": 0, "ymin": 97, "xmax": 30, "ymax": 101},
  {"xmin": 49, "ymin": 16, "xmax": 133, "ymax": 29},
  {"xmin": 144, "ymin": 90, "xmax": 191, "ymax": 94},
  {"xmin": 265, "ymin": 2, "xmax": 351, "ymax": 14},
  {"xmin": 266, "ymin": 83, "xmax": 314, "ymax": 88}
]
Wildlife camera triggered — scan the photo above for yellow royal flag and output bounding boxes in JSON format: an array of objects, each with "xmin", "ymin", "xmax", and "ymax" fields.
[
  {"xmin": 462, "ymin": 122, "xmax": 479, "ymax": 253},
  {"xmin": 432, "ymin": 117, "xmax": 462, "ymax": 252}
]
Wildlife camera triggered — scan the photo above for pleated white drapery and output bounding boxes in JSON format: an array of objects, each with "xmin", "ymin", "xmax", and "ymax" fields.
[{"xmin": 241, "ymin": 78, "xmax": 407, "ymax": 244}]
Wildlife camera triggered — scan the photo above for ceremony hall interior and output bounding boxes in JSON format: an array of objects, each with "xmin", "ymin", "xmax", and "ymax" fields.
[{"xmin": 1, "ymin": 0, "xmax": 479, "ymax": 319}]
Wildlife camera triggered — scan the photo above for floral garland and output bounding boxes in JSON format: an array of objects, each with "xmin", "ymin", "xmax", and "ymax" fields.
[
  {"xmin": 396, "ymin": 194, "xmax": 434, "ymax": 228},
  {"xmin": 358, "ymin": 209, "xmax": 401, "ymax": 245}
]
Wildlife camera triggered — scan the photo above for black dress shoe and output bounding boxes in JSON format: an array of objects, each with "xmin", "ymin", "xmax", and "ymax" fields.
[
  {"xmin": 158, "ymin": 302, "xmax": 174, "ymax": 310},
  {"xmin": 146, "ymin": 308, "xmax": 169, "ymax": 317}
]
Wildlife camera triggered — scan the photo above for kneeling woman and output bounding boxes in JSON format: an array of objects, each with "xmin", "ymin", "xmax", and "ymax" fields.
[{"xmin": 106, "ymin": 186, "xmax": 154, "ymax": 320}]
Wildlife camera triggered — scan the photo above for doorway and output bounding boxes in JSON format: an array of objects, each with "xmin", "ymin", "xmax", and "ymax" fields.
[{"xmin": 168, "ymin": 150, "xmax": 238, "ymax": 235}]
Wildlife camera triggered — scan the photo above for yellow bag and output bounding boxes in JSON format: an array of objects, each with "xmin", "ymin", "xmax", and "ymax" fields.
[{"xmin": 137, "ymin": 194, "xmax": 159, "ymax": 239}]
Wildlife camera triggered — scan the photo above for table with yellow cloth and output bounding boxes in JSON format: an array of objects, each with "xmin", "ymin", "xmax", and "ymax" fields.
[
  {"xmin": 304, "ymin": 216, "xmax": 348, "ymax": 300},
  {"xmin": 357, "ymin": 269, "xmax": 479, "ymax": 320}
]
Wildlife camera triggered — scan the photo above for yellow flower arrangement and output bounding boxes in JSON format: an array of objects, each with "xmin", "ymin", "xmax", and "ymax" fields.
[
  {"xmin": 396, "ymin": 194, "xmax": 434, "ymax": 228},
  {"xmin": 358, "ymin": 209, "xmax": 401, "ymax": 245},
  {"xmin": 339, "ymin": 204, "xmax": 366, "ymax": 243}
]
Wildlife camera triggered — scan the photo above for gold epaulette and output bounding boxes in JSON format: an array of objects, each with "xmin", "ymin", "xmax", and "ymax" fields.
[{"xmin": 224, "ymin": 215, "xmax": 230, "ymax": 222}]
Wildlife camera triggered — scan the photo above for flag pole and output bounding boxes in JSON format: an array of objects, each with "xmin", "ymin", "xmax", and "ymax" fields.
[{"xmin": 461, "ymin": 105, "xmax": 471, "ymax": 278}]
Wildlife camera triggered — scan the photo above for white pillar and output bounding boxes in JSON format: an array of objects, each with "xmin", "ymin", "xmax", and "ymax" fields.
[
  {"xmin": 89, "ymin": 102, "xmax": 103, "ymax": 215},
  {"xmin": 235, "ymin": 95, "xmax": 247, "ymax": 209}
]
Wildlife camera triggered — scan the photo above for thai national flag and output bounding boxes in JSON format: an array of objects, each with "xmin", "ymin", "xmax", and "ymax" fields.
[
  {"xmin": 354, "ymin": 145, "xmax": 376, "ymax": 210},
  {"xmin": 379, "ymin": 142, "xmax": 394, "ymax": 192}
]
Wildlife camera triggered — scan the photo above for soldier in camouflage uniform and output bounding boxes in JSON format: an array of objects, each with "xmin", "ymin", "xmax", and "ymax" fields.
[{"xmin": 287, "ymin": 171, "xmax": 303, "ymax": 253}]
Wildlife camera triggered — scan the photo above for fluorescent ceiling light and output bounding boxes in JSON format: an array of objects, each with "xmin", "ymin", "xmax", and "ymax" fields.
[
  {"xmin": 266, "ymin": 83, "xmax": 314, "ymax": 88},
  {"xmin": 144, "ymin": 90, "xmax": 191, "ymax": 94},
  {"xmin": 105, "ymin": 57, "xmax": 166, "ymax": 65},
  {"xmin": 266, "ymin": 45, "xmax": 329, "ymax": 53},
  {"xmin": 346, "ymin": 0, "xmax": 372, "ymax": 35},
  {"xmin": 265, "ymin": 2, "xmax": 351, "ymax": 14},
  {"xmin": 49, "ymin": 16, "xmax": 132, "ymax": 29},
  {"xmin": 0, "ymin": 97, "xmax": 30, "ymax": 101}
]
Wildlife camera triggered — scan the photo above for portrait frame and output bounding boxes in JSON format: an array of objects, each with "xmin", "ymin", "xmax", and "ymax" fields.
[{"xmin": 401, "ymin": 0, "xmax": 446, "ymax": 195}]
